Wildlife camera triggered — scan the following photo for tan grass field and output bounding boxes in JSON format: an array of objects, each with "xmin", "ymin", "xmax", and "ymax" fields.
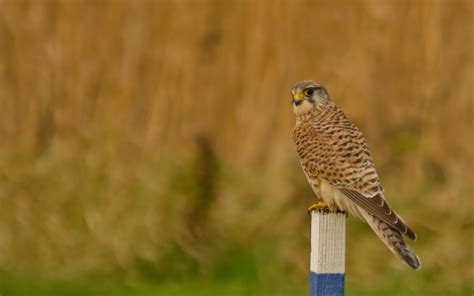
[{"xmin": 0, "ymin": 0, "xmax": 472, "ymax": 294}]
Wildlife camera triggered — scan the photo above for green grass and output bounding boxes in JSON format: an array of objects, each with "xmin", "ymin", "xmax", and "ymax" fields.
[
  {"xmin": 0, "ymin": 276, "xmax": 306, "ymax": 296},
  {"xmin": 0, "ymin": 248, "xmax": 471, "ymax": 296},
  {"xmin": 0, "ymin": 274, "xmax": 471, "ymax": 296}
]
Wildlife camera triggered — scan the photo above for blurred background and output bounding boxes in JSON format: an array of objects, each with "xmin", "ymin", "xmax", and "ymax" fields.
[{"xmin": 0, "ymin": 0, "xmax": 472, "ymax": 295}]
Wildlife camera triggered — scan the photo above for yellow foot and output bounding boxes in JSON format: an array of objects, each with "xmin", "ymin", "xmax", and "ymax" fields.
[{"xmin": 307, "ymin": 202, "xmax": 329, "ymax": 214}]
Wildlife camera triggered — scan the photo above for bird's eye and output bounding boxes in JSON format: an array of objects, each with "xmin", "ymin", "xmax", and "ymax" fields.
[{"xmin": 304, "ymin": 89, "xmax": 314, "ymax": 96}]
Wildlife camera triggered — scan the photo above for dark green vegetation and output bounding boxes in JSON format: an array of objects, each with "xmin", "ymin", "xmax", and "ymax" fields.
[{"xmin": 0, "ymin": 269, "xmax": 471, "ymax": 296}]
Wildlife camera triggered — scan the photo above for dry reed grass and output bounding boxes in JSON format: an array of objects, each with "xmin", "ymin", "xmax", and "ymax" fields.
[{"xmin": 0, "ymin": 0, "xmax": 472, "ymax": 292}]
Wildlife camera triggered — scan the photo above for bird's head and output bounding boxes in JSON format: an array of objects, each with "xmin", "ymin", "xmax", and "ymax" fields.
[{"xmin": 291, "ymin": 80, "xmax": 331, "ymax": 116}]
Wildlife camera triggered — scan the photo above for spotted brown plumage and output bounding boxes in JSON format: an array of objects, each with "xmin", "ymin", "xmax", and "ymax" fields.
[{"xmin": 292, "ymin": 80, "xmax": 420, "ymax": 269}]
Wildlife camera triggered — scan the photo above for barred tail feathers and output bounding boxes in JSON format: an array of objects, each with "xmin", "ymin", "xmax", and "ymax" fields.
[{"xmin": 360, "ymin": 210, "xmax": 421, "ymax": 270}]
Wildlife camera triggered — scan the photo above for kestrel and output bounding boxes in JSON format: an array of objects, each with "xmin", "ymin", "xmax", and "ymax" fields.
[{"xmin": 291, "ymin": 80, "xmax": 420, "ymax": 269}]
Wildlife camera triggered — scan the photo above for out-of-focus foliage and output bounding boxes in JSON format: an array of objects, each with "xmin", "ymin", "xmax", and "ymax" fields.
[{"xmin": 0, "ymin": 0, "xmax": 472, "ymax": 294}]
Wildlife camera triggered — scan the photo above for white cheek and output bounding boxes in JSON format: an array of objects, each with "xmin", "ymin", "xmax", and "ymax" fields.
[{"xmin": 293, "ymin": 100, "xmax": 313, "ymax": 116}]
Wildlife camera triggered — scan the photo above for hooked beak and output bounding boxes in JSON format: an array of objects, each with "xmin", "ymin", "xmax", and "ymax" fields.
[{"xmin": 292, "ymin": 92, "xmax": 305, "ymax": 106}]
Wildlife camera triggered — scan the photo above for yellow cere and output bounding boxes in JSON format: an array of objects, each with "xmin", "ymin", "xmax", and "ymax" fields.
[{"xmin": 293, "ymin": 92, "xmax": 305, "ymax": 100}]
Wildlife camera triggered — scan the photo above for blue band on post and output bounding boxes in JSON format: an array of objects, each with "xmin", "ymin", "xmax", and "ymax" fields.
[{"xmin": 310, "ymin": 272, "xmax": 344, "ymax": 296}]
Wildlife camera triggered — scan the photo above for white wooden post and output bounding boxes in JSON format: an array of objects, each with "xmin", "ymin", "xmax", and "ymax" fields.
[{"xmin": 310, "ymin": 209, "xmax": 346, "ymax": 296}]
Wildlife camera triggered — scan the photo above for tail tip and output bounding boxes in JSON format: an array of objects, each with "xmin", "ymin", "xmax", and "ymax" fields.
[{"xmin": 406, "ymin": 255, "xmax": 422, "ymax": 270}]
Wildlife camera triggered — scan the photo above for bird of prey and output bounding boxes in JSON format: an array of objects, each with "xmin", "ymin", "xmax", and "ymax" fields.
[{"xmin": 291, "ymin": 80, "xmax": 420, "ymax": 269}]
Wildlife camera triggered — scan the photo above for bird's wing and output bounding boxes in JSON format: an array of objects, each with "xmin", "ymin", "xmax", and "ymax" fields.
[
  {"xmin": 300, "ymin": 109, "xmax": 416, "ymax": 240},
  {"xmin": 338, "ymin": 189, "xmax": 416, "ymax": 240}
]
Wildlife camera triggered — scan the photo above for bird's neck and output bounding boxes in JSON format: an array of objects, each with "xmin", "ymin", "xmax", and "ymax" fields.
[
  {"xmin": 296, "ymin": 103, "xmax": 334, "ymax": 123},
  {"xmin": 296, "ymin": 111, "xmax": 315, "ymax": 123}
]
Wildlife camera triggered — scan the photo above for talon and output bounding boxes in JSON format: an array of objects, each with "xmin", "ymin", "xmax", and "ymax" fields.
[{"xmin": 307, "ymin": 202, "xmax": 329, "ymax": 214}]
